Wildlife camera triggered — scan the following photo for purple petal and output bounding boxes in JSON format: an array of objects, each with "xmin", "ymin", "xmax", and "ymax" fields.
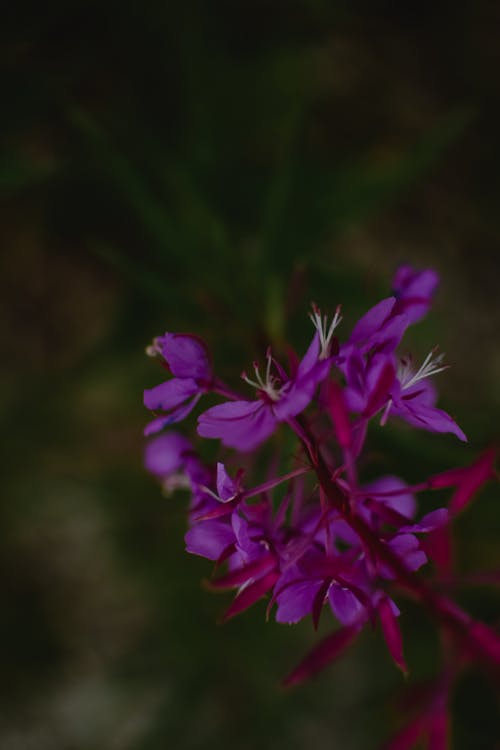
[
  {"xmin": 185, "ymin": 520, "xmax": 235, "ymax": 560},
  {"xmin": 144, "ymin": 432, "xmax": 192, "ymax": 477},
  {"xmin": 364, "ymin": 498, "xmax": 413, "ymax": 528},
  {"xmin": 392, "ymin": 265, "xmax": 439, "ymax": 324},
  {"xmin": 386, "ymin": 534, "xmax": 427, "ymax": 574},
  {"xmin": 328, "ymin": 584, "xmax": 366, "ymax": 625},
  {"xmin": 297, "ymin": 331, "xmax": 321, "ymax": 377},
  {"xmin": 364, "ymin": 475, "xmax": 416, "ymax": 520},
  {"xmin": 392, "ymin": 400, "xmax": 467, "ymax": 442},
  {"xmin": 144, "ymin": 378, "xmax": 199, "ymax": 411},
  {"xmin": 398, "ymin": 378, "xmax": 437, "ymax": 406},
  {"xmin": 372, "ymin": 313, "xmax": 410, "ymax": 354},
  {"xmin": 198, "ymin": 399, "xmax": 277, "ymax": 451},
  {"xmin": 144, "ymin": 394, "xmax": 201, "ymax": 435},
  {"xmin": 231, "ymin": 512, "xmax": 263, "ymax": 560},
  {"xmin": 343, "ymin": 349, "xmax": 367, "ymax": 406},
  {"xmin": 349, "ymin": 297, "xmax": 396, "ymax": 345},
  {"xmin": 273, "ymin": 359, "xmax": 331, "ymax": 421},
  {"xmin": 216, "ymin": 462, "xmax": 238, "ymax": 501},
  {"xmin": 160, "ymin": 333, "xmax": 211, "ymax": 380},
  {"xmin": 363, "ymin": 355, "xmax": 396, "ymax": 417},
  {"xmin": 400, "ymin": 508, "xmax": 449, "ymax": 534},
  {"xmin": 275, "ymin": 578, "xmax": 323, "ymax": 624}
]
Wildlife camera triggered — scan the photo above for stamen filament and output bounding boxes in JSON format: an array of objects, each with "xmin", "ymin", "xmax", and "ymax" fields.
[
  {"xmin": 399, "ymin": 347, "xmax": 449, "ymax": 390},
  {"xmin": 309, "ymin": 303, "xmax": 342, "ymax": 359}
]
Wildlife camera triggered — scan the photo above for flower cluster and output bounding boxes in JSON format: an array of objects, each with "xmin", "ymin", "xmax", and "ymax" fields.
[{"xmin": 143, "ymin": 266, "xmax": 499, "ymax": 746}]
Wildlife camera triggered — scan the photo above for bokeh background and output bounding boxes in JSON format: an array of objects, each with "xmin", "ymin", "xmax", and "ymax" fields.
[{"xmin": 2, "ymin": 2, "xmax": 499, "ymax": 748}]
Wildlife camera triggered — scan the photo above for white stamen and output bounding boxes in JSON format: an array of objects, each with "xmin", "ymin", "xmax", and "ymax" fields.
[
  {"xmin": 145, "ymin": 336, "xmax": 163, "ymax": 358},
  {"xmin": 241, "ymin": 350, "xmax": 283, "ymax": 401},
  {"xmin": 309, "ymin": 303, "xmax": 342, "ymax": 359},
  {"xmin": 198, "ymin": 484, "xmax": 237, "ymax": 504},
  {"xmin": 398, "ymin": 347, "xmax": 449, "ymax": 390},
  {"xmin": 161, "ymin": 473, "xmax": 192, "ymax": 495}
]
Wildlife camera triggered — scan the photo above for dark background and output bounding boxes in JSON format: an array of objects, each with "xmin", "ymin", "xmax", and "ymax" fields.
[{"xmin": 1, "ymin": 2, "xmax": 499, "ymax": 748}]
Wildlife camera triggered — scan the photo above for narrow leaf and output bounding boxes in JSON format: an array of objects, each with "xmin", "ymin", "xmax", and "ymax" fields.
[
  {"xmin": 221, "ymin": 570, "xmax": 279, "ymax": 622},
  {"xmin": 450, "ymin": 448, "xmax": 496, "ymax": 514},
  {"xmin": 428, "ymin": 705, "xmax": 449, "ymax": 750},
  {"xmin": 312, "ymin": 579, "xmax": 331, "ymax": 631},
  {"xmin": 383, "ymin": 715, "xmax": 427, "ymax": 750},
  {"xmin": 283, "ymin": 625, "xmax": 360, "ymax": 687},
  {"xmin": 209, "ymin": 554, "xmax": 276, "ymax": 590},
  {"xmin": 378, "ymin": 597, "xmax": 408, "ymax": 674}
]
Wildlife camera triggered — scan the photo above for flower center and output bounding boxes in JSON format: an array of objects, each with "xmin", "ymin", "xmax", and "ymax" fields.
[
  {"xmin": 241, "ymin": 348, "xmax": 283, "ymax": 401},
  {"xmin": 398, "ymin": 347, "xmax": 449, "ymax": 390},
  {"xmin": 309, "ymin": 303, "xmax": 342, "ymax": 359}
]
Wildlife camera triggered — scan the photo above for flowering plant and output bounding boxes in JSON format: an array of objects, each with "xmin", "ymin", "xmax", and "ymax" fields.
[{"xmin": 144, "ymin": 266, "xmax": 499, "ymax": 748}]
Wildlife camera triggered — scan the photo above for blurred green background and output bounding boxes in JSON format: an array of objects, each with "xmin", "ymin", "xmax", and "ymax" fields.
[{"xmin": 1, "ymin": 2, "xmax": 499, "ymax": 748}]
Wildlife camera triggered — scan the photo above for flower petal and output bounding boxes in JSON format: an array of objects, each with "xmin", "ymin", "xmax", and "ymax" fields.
[
  {"xmin": 144, "ymin": 432, "xmax": 193, "ymax": 477},
  {"xmin": 392, "ymin": 265, "xmax": 439, "ymax": 324},
  {"xmin": 144, "ymin": 394, "xmax": 201, "ymax": 435},
  {"xmin": 198, "ymin": 400, "xmax": 277, "ymax": 451},
  {"xmin": 185, "ymin": 520, "xmax": 235, "ymax": 560},
  {"xmin": 160, "ymin": 333, "xmax": 212, "ymax": 380},
  {"xmin": 391, "ymin": 399, "xmax": 467, "ymax": 442},
  {"xmin": 349, "ymin": 297, "xmax": 396, "ymax": 345},
  {"xmin": 216, "ymin": 462, "xmax": 238, "ymax": 501},
  {"xmin": 328, "ymin": 584, "xmax": 366, "ymax": 626},
  {"xmin": 275, "ymin": 578, "xmax": 323, "ymax": 624},
  {"xmin": 144, "ymin": 377, "xmax": 199, "ymax": 411}
]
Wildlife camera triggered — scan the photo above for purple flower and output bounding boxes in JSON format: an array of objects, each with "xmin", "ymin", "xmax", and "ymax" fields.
[
  {"xmin": 144, "ymin": 431, "xmax": 210, "ymax": 498},
  {"xmin": 198, "ymin": 317, "xmax": 337, "ymax": 451},
  {"xmin": 343, "ymin": 350, "xmax": 396, "ymax": 418},
  {"xmin": 144, "ymin": 431, "xmax": 193, "ymax": 478},
  {"xmin": 144, "ymin": 333, "xmax": 212, "ymax": 435},
  {"xmin": 341, "ymin": 297, "xmax": 409, "ymax": 360},
  {"xmin": 388, "ymin": 351, "xmax": 467, "ymax": 441},
  {"xmin": 185, "ymin": 519, "xmax": 236, "ymax": 561},
  {"xmin": 392, "ymin": 264, "xmax": 439, "ymax": 324},
  {"xmin": 275, "ymin": 552, "xmax": 369, "ymax": 627}
]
